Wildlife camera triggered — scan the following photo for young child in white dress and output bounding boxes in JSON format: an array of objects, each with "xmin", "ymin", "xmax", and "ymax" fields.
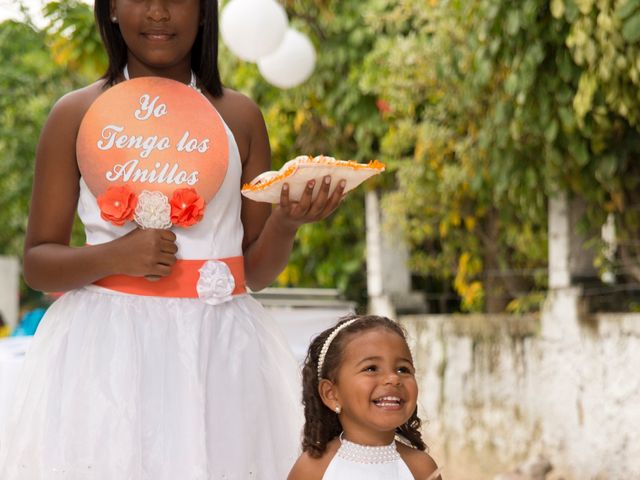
[
  {"xmin": 288, "ymin": 315, "xmax": 443, "ymax": 480},
  {"xmin": 0, "ymin": 1, "xmax": 347, "ymax": 478}
]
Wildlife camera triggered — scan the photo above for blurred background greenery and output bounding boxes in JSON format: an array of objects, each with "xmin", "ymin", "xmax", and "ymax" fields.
[{"xmin": 2, "ymin": 0, "xmax": 640, "ymax": 312}]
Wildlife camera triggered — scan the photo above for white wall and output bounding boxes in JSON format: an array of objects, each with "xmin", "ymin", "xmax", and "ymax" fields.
[
  {"xmin": 401, "ymin": 289, "xmax": 640, "ymax": 479},
  {"xmin": 0, "ymin": 256, "xmax": 19, "ymax": 328}
]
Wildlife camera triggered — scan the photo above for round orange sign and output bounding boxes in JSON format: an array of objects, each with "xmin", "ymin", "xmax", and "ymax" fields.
[{"xmin": 77, "ymin": 77, "xmax": 229, "ymax": 203}]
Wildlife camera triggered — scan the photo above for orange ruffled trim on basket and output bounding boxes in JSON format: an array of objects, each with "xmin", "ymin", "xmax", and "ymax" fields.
[
  {"xmin": 241, "ymin": 156, "xmax": 385, "ymax": 193},
  {"xmin": 242, "ymin": 163, "xmax": 300, "ymax": 192}
]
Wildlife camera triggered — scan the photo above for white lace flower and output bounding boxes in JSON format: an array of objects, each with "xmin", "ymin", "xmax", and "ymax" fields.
[
  {"xmin": 134, "ymin": 191, "xmax": 172, "ymax": 229},
  {"xmin": 196, "ymin": 260, "xmax": 236, "ymax": 305}
]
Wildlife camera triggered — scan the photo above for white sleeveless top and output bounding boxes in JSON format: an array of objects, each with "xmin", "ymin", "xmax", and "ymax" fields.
[
  {"xmin": 322, "ymin": 436, "xmax": 414, "ymax": 480},
  {"xmin": 77, "ymin": 115, "xmax": 245, "ymax": 261}
]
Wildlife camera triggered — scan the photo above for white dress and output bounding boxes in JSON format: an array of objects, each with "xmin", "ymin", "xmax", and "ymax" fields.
[
  {"xmin": 0, "ymin": 113, "xmax": 302, "ymax": 479},
  {"xmin": 322, "ymin": 436, "xmax": 415, "ymax": 480}
]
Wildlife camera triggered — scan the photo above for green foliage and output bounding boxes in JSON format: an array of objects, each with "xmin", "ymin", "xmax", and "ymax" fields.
[
  {"xmin": 358, "ymin": 0, "xmax": 557, "ymax": 310},
  {"xmin": 77, "ymin": 0, "xmax": 640, "ymax": 309},
  {"xmin": 559, "ymin": 0, "xmax": 640, "ymax": 277},
  {"xmin": 43, "ymin": 1, "xmax": 107, "ymax": 79},
  {"xmin": 0, "ymin": 20, "xmax": 83, "ymax": 256},
  {"xmin": 220, "ymin": 0, "xmax": 390, "ymax": 303},
  {"xmin": 0, "ymin": 2, "xmax": 104, "ymax": 261},
  {"xmin": 359, "ymin": 0, "xmax": 640, "ymax": 311}
]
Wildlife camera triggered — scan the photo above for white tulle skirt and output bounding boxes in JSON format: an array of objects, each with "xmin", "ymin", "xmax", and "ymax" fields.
[{"xmin": 0, "ymin": 287, "xmax": 302, "ymax": 479}]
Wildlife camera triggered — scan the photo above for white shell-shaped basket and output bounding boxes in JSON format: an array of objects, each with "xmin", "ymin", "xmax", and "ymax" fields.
[{"xmin": 241, "ymin": 155, "xmax": 385, "ymax": 204}]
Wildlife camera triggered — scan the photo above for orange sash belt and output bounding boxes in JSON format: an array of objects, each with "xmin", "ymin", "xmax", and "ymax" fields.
[{"xmin": 93, "ymin": 256, "xmax": 246, "ymax": 298}]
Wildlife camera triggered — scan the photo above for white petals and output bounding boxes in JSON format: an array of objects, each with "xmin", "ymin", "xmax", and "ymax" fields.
[
  {"xmin": 134, "ymin": 191, "xmax": 172, "ymax": 229},
  {"xmin": 196, "ymin": 260, "xmax": 235, "ymax": 305}
]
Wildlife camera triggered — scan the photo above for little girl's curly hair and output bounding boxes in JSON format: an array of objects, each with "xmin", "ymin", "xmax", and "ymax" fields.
[{"xmin": 301, "ymin": 314, "xmax": 427, "ymax": 458}]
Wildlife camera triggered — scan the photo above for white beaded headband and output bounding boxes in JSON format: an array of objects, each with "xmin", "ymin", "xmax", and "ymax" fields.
[{"xmin": 317, "ymin": 317, "xmax": 360, "ymax": 381}]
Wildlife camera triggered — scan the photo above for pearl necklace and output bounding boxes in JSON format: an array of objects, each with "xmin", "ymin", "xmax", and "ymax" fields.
[
  {"xmin": 123, "ymin": 64, "xmax": 200, "ymax": 92},
  {"xmin": 336, "ymin": 433, "xmax": 401, "ymax": 464}
]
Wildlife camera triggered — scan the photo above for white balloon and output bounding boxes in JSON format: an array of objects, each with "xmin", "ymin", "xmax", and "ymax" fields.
[
  {"xmin": 220, "ymin": 0, "xmax": 288, "ymax": 62},
  {"xmin": 257, "ymin": 28, "xmax": 316, "ymax": 89}
]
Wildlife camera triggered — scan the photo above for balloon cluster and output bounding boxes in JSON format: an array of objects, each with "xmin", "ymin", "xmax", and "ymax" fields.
[{"xmin": 220, "ymin": 0, "xmax": 316, "ymax": 89}]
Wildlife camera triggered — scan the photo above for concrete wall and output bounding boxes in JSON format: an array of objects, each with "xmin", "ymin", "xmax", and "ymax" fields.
[
  {"xmin": 0, "ymin": 257, "xmax": 19, "ymax": 328},
  {"xmin": 400, "ymin": 288, "xmax": 640, "ymax": 480}
]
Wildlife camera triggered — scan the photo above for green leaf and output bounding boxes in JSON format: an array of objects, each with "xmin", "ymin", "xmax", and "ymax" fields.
[
  {"xmin": 544, "ymin": 119, "xmax": 559, "ymax": 142},
  {"xmin": 616, "ymin": 0, "xmax": 640, "ymax": 20},
  {"xmin": 505, "ymin": 10, "xmax": 521, "ymax": 35},
  {"xmin": 563, "ymin": 0, "xmax": 580, "ymax": 21},
  {"xmin": 622, "ymin": 12, "xmax": 640, "ymax": 43}
]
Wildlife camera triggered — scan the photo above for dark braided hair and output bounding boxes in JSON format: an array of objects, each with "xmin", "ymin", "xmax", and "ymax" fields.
[{"xmin": 301, "ymin": 314, "xmax": 427, "ymax": 458}]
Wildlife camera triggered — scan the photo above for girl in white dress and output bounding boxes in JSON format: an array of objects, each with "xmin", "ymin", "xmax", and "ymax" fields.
[
  {"xmin": 288, "ymin": 315, "xmax": 443, "ymax": 480},
  {"xmin": 0, "ymin": 1, "xmax": 347, "ymax": 478}
]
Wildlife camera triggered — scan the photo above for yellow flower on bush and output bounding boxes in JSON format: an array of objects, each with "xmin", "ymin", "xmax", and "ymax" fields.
[{"xmin": 454, "ymin": 252, "xmax": 485, "ymax": 311}]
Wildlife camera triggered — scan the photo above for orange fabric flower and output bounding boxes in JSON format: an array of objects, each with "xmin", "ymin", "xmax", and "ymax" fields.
[
  {"xmin": 97, "ymin": 185, "xmax": 137, "ymax": 226},
  {"xmin": 170, "ymin": 188, "xmax": 205, "ymax": 227}
]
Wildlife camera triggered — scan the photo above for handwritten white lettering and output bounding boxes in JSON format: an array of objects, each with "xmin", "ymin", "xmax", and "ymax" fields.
[
  {"xmin": 105, "ymin": 159, "xmax": 199, "ymax": 186},
  {"xmin": 96, "ymin": 126, "xmax": 171, "ymax": 159},
  {"xmin": 135, "ymin": 94, "xmax": 168, "ymax": 121},
  {"xmin": 97, "ymin": 124, "xmax": 124, "ymax": 150},
  {"xmin": 177, "ymin": 131, "xmax": 210, "ymax": 153}
]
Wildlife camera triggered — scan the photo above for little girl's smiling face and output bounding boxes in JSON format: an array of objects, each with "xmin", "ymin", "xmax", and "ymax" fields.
[{"xmin": 327, "ymin": 328, "xmax": 418, "ymax": 445}]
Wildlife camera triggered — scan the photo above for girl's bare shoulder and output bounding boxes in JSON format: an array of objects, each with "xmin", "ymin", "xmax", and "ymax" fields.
[
  {"xmin": 287, "ymin": 438, "xmax": 340, "ymax": 480},
  {"xmin": 396, "ymin": 442, "xmax": 441, "ymax": 480},
  {"xmin": 48, "ymin": 80, "xmax": 110, "ymax": 130},
  {"xmin": 207, "ymin": 87, "xmax": 266, "ymax": 160},
  {"xmin": 215, "ymin": 87, "xmax": 262, "ymax": 119}
]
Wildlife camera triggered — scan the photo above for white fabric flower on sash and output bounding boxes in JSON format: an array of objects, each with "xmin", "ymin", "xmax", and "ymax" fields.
[
  {"xmin": 197, "ymin": 260, "xmax": 236, "ymax": 305},
  {"xmin": 134, "ymin": 191, "xmax": 172, "ymax": 229}
]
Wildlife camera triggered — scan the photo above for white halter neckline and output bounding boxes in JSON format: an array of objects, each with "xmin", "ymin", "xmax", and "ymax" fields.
[
  {"xmin": 336, "ymin": 433, "xmax": 400, "ymax": 464},
  {"xmin": 123, "ymin": 64, "xmax": 200, "ymax": 92}
]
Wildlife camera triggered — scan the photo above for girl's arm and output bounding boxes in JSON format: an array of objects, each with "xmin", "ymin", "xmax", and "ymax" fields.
[
  {"xmin": 397, "ymin": 443, "xmax": 442, "ymax": 480},
  {"xmin": 23, "ymin": 87, "xmax": 178, "ymax": 293},
  {"xmin": 239, "ymin": 101, "xmax": 344, "ymax": 291}
]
